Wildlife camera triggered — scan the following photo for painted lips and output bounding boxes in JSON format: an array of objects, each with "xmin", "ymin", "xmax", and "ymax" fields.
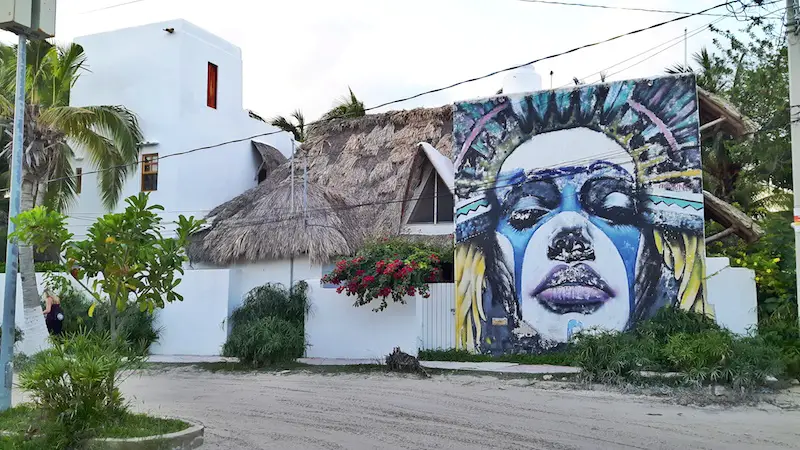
[{"xmin": 530, "ymin": 263, "xmax": 614, "ymax": 314}]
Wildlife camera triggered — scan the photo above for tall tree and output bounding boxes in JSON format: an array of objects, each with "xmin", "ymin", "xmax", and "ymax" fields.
[
  {"xmin": 270, "ymin": 109, "xmax": 307, "ymax": 142},
  {"xmin": 323, "ymin": 87, "xmax": 365, "ymax": 120},
  {"xmin": 665, "ymin": 21, "xmax": 790, "ymax": 215},
  {"xmin": 0, "ymin": 41, "xmax": 143, "ymax": 353}
]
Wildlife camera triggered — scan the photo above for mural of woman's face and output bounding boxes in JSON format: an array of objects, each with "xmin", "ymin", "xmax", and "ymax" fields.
[{"xmin": 495, "ymin": 128, "xmax": 642, "ymax": 343}]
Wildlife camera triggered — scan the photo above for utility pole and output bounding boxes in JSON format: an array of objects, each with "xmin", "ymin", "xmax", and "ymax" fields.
[
  {"xmin": 289, "ymin": 139, "xmax": 295, "ymax": 290},
  {"xmin": 787, "ymin": 0, "xmax": 800, "ymax": 327},
  {"xmin": 684, "ymin": 28, "xmax": 688, "ymax": 69},
  {"xmin": 0, "ymin": 33, "xmax": 25, "ymax": 412},
  {"xmin": 0, "ymin": 0, "xmax": 56, "ymax": 411}
]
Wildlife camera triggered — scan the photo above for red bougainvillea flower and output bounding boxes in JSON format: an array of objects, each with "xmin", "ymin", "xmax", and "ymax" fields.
[
  {"xmin": 363, "ymin": 275, "xmax": 375, "ymax": 283},
  {"xmin": 356, "ymin": 269, "xmax": 365, "ymax": 276}
]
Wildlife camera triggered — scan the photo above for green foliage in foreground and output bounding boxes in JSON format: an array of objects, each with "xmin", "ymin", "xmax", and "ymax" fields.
[
  {"xmin": 418, "ymin": 348, "xmax": 575, "ymax": 367},
  {"xmin": 57, "ymin": 285, "xmax": 160, "ymax": 356},
  {"xmin": 222, "ymin": 282, "xmax": 309, "ymax": 367},
  {"xmin": 423, "ymin": 308, "xmax": 799, "ymax": 388},
  {"xmin": 571, "ymin": 308, "xmax": 787, "ymax": 388},
  {"xmin": 0, "ymin": 404, "xmax": 187, "ymax": 449},
  {"xmin": 17, "ymin": 333, "xmax": 144, "ymax": 449}
]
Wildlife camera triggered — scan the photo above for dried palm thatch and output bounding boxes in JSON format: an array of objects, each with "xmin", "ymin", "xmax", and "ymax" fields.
[
  {"xmin": 189, "ymin": 165, "xmax": 359, "ymax": 264},
  {"xmin": 191, "ymin": 96, "xmax": 759, "ymax": 266},
  {"xmin": 190, "ymin": 106, "xmax": 452, "ymax": 264}
]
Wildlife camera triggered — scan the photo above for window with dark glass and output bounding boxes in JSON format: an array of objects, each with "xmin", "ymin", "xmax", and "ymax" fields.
[
  {"xmin": 141, "ymin": 154, "xmax": 158, "ymax": 192},
  {"xmin": 408, "ymin": 172, "xmax": 454, "ymax": 224}
]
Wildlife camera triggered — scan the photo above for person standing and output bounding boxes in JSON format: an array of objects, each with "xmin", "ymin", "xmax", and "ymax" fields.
[{"xmin": 42, "ymin": 290, "xmax": 64, "ymax": 337}]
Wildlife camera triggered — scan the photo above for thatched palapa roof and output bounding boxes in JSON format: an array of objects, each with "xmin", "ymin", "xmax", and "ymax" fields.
[
  {"xmin": 189, "ymin": 107, "xmax": 453, "ymax": 264},
  {"xmin": 190, "ymin": 90, "xmax": 762, "ymax": 265}
]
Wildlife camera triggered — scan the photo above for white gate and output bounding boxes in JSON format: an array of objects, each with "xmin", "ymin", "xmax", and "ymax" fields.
[{"xmin": 417, "ymin": 283, "xmax": 456, "ymax": 350}]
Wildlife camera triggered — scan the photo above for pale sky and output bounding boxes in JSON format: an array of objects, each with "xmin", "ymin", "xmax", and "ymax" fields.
[{"xmin": 0, "ymin": 0, "xmax": 787, "ymax": 121}]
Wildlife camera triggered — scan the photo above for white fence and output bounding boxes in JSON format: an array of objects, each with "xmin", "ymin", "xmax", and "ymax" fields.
[{"xmin": 417, "ymin": 283, "xmax": 456, "ymax": 351}]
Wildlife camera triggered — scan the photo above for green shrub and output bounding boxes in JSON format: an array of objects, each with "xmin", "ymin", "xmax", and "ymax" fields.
[
  {"xmin": 571, "ymin": 308, "xmax": 787, "ymax": 387},
  {"xmin": 633, "ymin": 307, "xmax": 721, "ymax": 343},
  {"xmin": 230, "ymin": 281, "xmax": 309, "ymax": 326},
  {"xmin": 571, "ymin": 330, "xmax": 660, "ymax": 383},
  {"xmin": 0, "ymin": 261, "xmax": 64, "ymax": 273},
  {"xmin": 0, "ymin": 326, "xmax": 23, "ymax": 343},
  {"xmin": 418, "ymin": 348, "xmax": 575, "ymax": 366},
  {"xmin": 223, "ymin": 316, "xmax": 305, "ymax": 366},
  {"xmin": 57, "ymin": 287, "xmax": 160, "ymax": 356},
  {"xmin": 19, "ymin": 332, "xmax": 142, "ymax": 449},
  {"xmin": 758, "ymin": 302, "xmax": 800, "ymax": 380},
  {"xmin": 222, "ymin": 282, "xmax": 308, "ymax": 367}
]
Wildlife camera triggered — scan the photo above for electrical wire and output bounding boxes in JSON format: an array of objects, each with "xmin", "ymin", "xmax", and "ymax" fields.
[
  {"xmin": 78, "ymin": 0, "xmax": 149, "ymax": 15},
  {"xmin": 363, "ymin": 0, "xmax": 741, "ymax": 111},
  {"xmin": 39, "ymin": 0, "xmax": 766, "ymax": 189},
  {"xmin": 513, "ymin": 0, "xmax": 734, "ymax": 17},
  {"xmin": 566, "ymin": 16, "xmax": 727, "ymax": 87}
]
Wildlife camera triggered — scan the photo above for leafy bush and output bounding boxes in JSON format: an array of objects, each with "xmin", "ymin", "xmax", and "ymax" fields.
[
  {"xmin": 571, "ymin": 308, "xmax": 787, "ymax": 387},
  {"xmin": 571, "ymin": 330, "xmax": 659, "ymax": 383},
  {"xmin": 230, "ymin": 282, "xmax": 309, "ymax": 326},
  {"xmin": 223, "ymin": 316, "xmax": 305, "ymax": 366},
  {"xmin": 222, "ymin": 282, "xmax": 308, "ymax": 367},
  {"xmin": 0, "ymin": 261, "xmax": 63, "ymax": 273},
  {"xmin": 19, "ymin": 332, "xmax": 142, "ymax": 449},
  {"xmin": 0, "ymin": 326, "xmax": 23, "ymax": 343},
  {"xmin": 57, "ymin": 286, "xmax": 160, "ymax": 356},
  {"xmin": 322, "ymin": 238, "xmax": 448, "ymax": 311},
  {"xmin": 758, "ymin": 302, "xmax": 800, "ymax": 380},
  {"xmin": 418, "ymin": 348, "xmax": 575, "ymax": 366}
]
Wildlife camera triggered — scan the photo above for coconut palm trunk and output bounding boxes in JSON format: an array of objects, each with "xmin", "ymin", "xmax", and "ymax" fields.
[
  {"xmin": 0, "ymin": 41, "xmax": 143, "ymax": 353},
  {"xmin": 16, "ymin": 176, "xmax": 49, "ymax": 355}
]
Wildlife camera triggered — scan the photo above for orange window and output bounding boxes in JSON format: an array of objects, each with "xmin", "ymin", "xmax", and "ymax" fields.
[
  {"xmin": 207, "ymin": 62, "xmax": 218, "ymax": 109},
  {"xmin": 141, "ymin": 154, "xmax": 158, "ymax": 192}
]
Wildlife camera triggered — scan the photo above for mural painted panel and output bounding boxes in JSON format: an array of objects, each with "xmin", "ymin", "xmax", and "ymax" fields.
[{"xmin": 453, "ymin": 75, "xmax": 709, "ymax": 355}]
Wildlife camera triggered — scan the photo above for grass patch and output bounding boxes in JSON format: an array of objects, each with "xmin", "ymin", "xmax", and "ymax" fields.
[
  {"xmin": 0, "ymin": 404, "xmax": 188, "ymax": 442},
  {"xmin": 95, "ymin": 413, "xmax": 188, "ymax": 439},
  {"xmin": 419, "ymin": 348, "xmax": 576, "ymax": 366}
]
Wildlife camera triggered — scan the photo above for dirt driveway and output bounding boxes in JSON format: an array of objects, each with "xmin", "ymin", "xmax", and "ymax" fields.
[{"xmin": 118, "ymin": 368, "xmax": 800, "ymax": 450}]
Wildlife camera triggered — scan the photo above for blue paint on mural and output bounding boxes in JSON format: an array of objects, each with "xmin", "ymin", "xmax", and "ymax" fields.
[{"xmin": 453, "ymin": 75, "xmax": 710, "ymax": 355}]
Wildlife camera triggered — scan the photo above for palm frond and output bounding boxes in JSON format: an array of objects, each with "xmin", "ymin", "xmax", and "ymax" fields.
[
  {"xmin": 43, "ymin": 141, "xmax": 76, "ymax": 212},
  {"xmin": 41, "ymin": 105, "xmax": 142, "ymax": 209}
]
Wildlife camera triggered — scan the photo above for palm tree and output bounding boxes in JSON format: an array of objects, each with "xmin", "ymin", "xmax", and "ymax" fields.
[
  {"xmin": 323, "ymin": 87, "xmax": 365, "ymax": 120},
  {"xmin": 0, "ymin": 41, "xmax": 142, "ymax": 353},
  {"xmin": 666, "ymin": 47, "xmax": 729, "ymax": 94},
  {"xmin": 270, "ymin": 109, "xmax": 307, "ymax": 142}
]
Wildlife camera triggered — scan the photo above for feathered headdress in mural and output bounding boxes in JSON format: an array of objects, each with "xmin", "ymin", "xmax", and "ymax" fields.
[{"xmin": 453, "ymin": 75, "xmax": 712, "ymax": 352}]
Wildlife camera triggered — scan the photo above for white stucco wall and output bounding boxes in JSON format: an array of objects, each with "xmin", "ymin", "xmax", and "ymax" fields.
[
  {"xmin": 305, "ymin": 279, "xmax": 419, "ymax": 360},
  {"xmin": 0, "ymin": 269, "xmax": 233, "ymax": 356},
  {"xmin": 195, "ymin": 258, "xmax": 323, "ymax": 333},
  {"xmin": 706, "ymin": 256, "xmax": 758, "ymax": 335},
  {"xmin": 150, "ymin": 268, "xmax": 231, "ymax": 356},
  {"xmin": 65, "ymin": 19, "xmax": 293, "ymax": 238}
]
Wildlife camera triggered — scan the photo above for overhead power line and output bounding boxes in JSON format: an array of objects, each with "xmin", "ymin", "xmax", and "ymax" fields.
[
  {"xmin": 513, "ymin": 0, "xmax": 734, "ymax": 17},
  {"xmin": 364, "ymin": 0, "xmax": 739, "ymax": 111},
  {"xmin": 44, "ymin": 0, "xmax": 766, "ymax": 187},
  {"xmin": 79, "ymin": 0, "xmax": 148, "ymax": 14}
]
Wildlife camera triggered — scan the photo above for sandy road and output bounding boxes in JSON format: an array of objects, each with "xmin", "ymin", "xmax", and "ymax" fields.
[{"xmin": 117, "ymin": 368, "xmax": 800, "ymax": 450}]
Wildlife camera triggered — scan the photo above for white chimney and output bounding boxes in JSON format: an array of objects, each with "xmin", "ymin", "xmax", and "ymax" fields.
[{"xmin": 502, "ymin": 65, "xmax": 543, "ymax": 95}]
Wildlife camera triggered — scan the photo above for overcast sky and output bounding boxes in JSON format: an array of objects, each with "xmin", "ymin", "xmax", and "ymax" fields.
[{"xmin": 0, "ymin": 0, "xmax": 786, "ymax": 121}]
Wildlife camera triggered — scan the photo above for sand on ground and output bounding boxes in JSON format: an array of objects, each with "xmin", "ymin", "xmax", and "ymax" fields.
[{"xmin": 100, "ymin": 368, "xmax": 800, "ymax": 450}]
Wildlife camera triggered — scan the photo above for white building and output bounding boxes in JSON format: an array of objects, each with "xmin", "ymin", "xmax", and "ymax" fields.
[{"xmin": 67, "ymin": 19, "xmax": 293, "ymax": 236}]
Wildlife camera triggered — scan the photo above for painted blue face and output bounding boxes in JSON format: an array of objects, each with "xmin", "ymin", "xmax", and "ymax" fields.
[{"xmin": 495, "ymin": 161, "xmax": 642, "ymax": 326}]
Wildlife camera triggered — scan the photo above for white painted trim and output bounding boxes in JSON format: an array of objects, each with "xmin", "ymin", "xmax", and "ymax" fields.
[
  {"xmin": 402, "ymin": 223, "xmax": 454, "ymax": 236},
  {"xmin": 418, "ymin": 142, "xmax": 454, "ymax": 194}
]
